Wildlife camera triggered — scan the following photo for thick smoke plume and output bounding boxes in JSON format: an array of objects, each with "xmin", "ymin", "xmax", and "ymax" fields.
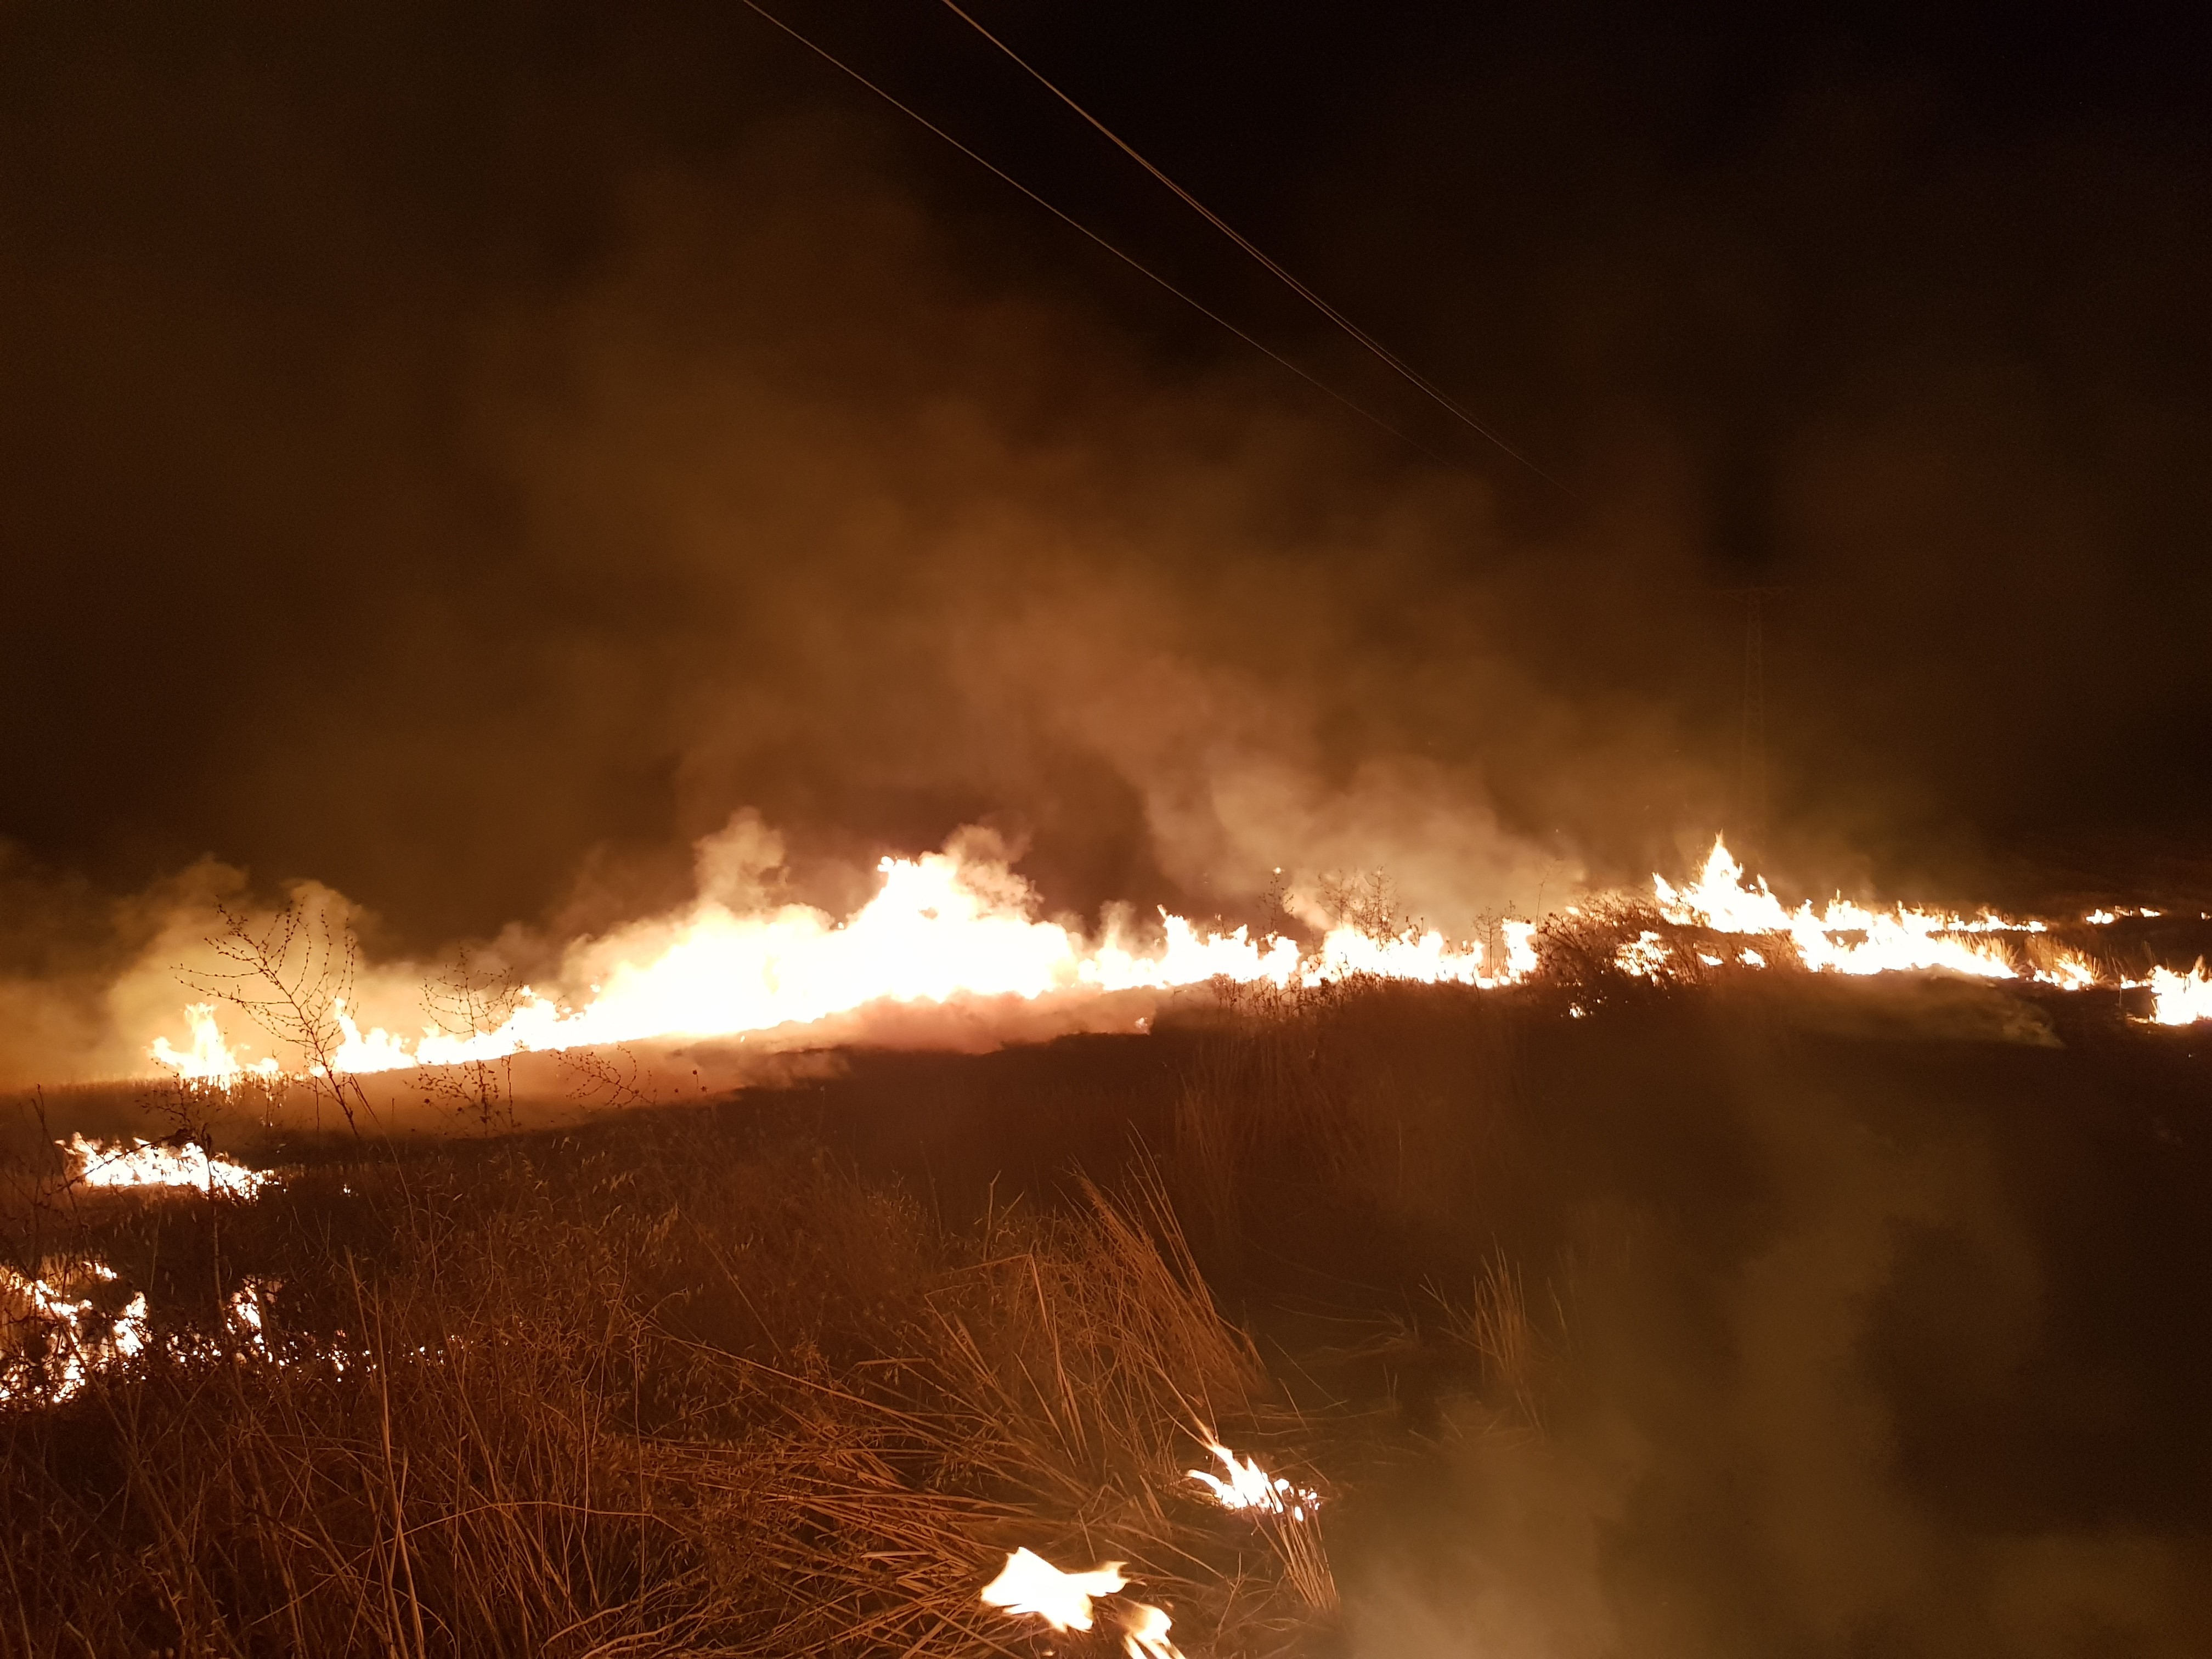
[{"xmin": 6, "ymin": 8, "xmax": 2209, "ymax": 1085}]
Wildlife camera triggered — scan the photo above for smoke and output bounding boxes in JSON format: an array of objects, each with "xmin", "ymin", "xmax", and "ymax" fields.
[
  {"xmin": 1338, "ymin": 1000, "xmax": 2212, "ymax": 1657},
  {"xmin": 2, "ymin": 15, "xmax": 2207, "ymax": 1053},
  {"xmin": 0, "ymin": 11, "xmax": 1743, "ymax": 982},
  {"xmin": 470, "ymin": 139, "xmax": 1637, "ymax": 939},
  {"xmin": 0, "ymin": 101, "xmax": 1665, "ymax": 1085},
  {"xmin": 1, "ymin": 17, "xmax": 2206, "ymax": 1649}
]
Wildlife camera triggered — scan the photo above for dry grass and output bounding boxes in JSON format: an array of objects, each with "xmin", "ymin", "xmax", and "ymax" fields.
[
  {"xmin": 0, "ymin": 1112, "xmax": 1336, "ymax": 1657},
  {"xmin": 1428, "ymin": 1252, "xmax": 1560, "ymax": 1432},
  {"xmin": 0, "ymin": 970, "xmax": 1615, "ymax": 1657},
  {"xmin": 1171, "ymin": 977, "xmax": 1515, "ymax": 1249}
]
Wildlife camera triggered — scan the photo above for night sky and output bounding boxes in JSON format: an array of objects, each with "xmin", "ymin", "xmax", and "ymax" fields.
[{"xmin": 4, "ymin": 0, "xmax": 2208, "ymax": 956}]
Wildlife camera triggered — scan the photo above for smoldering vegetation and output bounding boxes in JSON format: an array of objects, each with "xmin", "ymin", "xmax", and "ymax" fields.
[{"xmin": 3, "ymin": 956, "xmax": 2208, "ymax": 1657}]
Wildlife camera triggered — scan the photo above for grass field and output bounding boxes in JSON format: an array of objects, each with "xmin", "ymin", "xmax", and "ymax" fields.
[{"xmin": 4, "ymin": 962, "xmax": 2210, "ymax": 1656}]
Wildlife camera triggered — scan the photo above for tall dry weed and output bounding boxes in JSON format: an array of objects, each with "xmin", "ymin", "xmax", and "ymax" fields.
[{"xmin": 0, "ymin": 1116, "xmax": 1334, "ymax": 1656}]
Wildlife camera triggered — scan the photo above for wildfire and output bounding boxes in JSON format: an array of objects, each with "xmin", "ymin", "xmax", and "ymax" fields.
[
  {"xmin": 1616, "ymin": 930, "xmax": 1672, "ymax": 980},
  {"xmin": 4, "ymin": 1262, "xmax": 363, "ymax": 1406},
  {"xmin": 2034, "ymin": 951, "xmax": 2100, "ymax": 992},
  {"xmin": 1119, "ymin": 1601, "xmax": 1188, "ymax": 1659},
  {"xmin": 151, "ymin": 840, "xmax": 1530, "ymax": 1081},
  {"xmin": 1654, "ymin": 840, "xmax": 2025, "ymax": 979},
  {"xmin": 143, "ymin": 826, "xmax": 2212, "ymax": 1081},
  {"xmin": 1644, "ymin": 838, "xmax": 2212, "ymax": 1024},
  {"xmin": 65, "ymin": 1134, "xmax": 269, "ymax": 1199}
]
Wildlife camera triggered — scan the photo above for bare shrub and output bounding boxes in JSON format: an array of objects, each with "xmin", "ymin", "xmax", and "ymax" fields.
[
  {"xmin": 1309, "ymin": 868, "xmax": 1408, "ymax": 940},
  {"xmin": 182, "ymin": 895, "xmax": 379, "ymax": 1135},
  {"xmin": 411, "ymin": 948, "xmax": 523, "ymax": 1130}
]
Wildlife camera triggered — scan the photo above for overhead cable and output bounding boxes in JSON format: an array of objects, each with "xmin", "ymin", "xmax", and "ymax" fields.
[
  {"xmin": 934, "ymin": 0, "xmax": 1573, "ymax": 494},
  {"xmin": 735, "ymin": 0, "xmax": 1447, "ymax": 462}
]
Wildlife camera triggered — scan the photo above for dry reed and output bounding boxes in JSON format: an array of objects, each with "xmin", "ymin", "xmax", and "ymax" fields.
[{"xmin": 0, "ymin": 1113, "xmax": 1335, "ymax": 1657}]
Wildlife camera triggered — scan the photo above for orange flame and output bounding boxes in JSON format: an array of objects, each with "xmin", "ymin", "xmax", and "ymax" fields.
[
  {"xmin": 1654, "ymin": 839, "xmax": 2025, "ymax": 979},
  {"xmin": 1, "ymin": 1262, "xmax": 150, "ymax": 1404},
  {"xmin": 979, "ymin": 1548, "xmax": 1127, "ymax": 1631},
  {"xmin": 148, "ymin": 1003, "xmax": 281, "ymax": 1084},
  {"xmin": 143, "ymin": 827, "xmax": 2212, "ymax": 1079},
  {"xmin": 1120, "ymin": 1601, "xmax": 1188, "ymax": 1659},
  {"xmin": 150, "ymin": 837, "xmax": 1528, "ymax": 1080},
  {"xmin": 1187, "ymin": 1439, "xmax": 1322, "ymax": 1521},
  {"xmin": 2146, "ymin": 962, "xmax": 2212, "ymax": 1025},
  {"xmin": 66, "ymin": 1134, "xmax": 268, "ymax": 1199}
]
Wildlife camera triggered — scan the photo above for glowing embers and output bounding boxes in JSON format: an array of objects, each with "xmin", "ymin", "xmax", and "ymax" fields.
[
  {"xmin": 978, "ymin": 1550, "xmax": 1186, "ymax": 1659},
  {"xmin": 65, "ymin": 1134, "xmax": 269, "ymax": 1199}
]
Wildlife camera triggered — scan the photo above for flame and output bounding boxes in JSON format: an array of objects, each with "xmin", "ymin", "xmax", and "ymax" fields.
[
  {"xmin": 148, "ymin": 1003, "xmax": 281, "ymax": 1084},
  {"xmin": 2146, "ymin": 962, "xmax": 2212, "ymax": 1025},
  {"xmin": 153, "ymin": 840, "xmax": 1528, "ymax": 1080},
  {"xmin": 979, "ymin": 1547, "xmax": 1127, "ymax": 1631},
  {"xmin": 227, "ymin": 1280, "xmax": 271, "ymax": 1358},
  {"xmin": 3, "ymin": 1257, "xmax": 290, "ymax": 1403},
  {"xmin": 1121, "ymin": 1601, "xmax": 1188, "ymax": 1659},
  {"xmin": 1, "ymin": 1263, "xmax": 150, "ymax": 1403},
  {"xmin": 1657, "ymin": 839, "xmax": 2023, "ymax": 980},
  {"xmin": 1646, "ymin": 839, "xmax": 2211, "ymax": 1023},
  {"xmin": 66, "ymin": 1134, "xmax": 269, "ymax": 1199},
  {"xmin": 143, "ymin": 826, "xmax": 2212, "ymax": 1077},
  {"xmin": 2033, "ymin": 951, "xmax": 2100, "ymax": 991},
  {"xmin": 1616, "ymin": 930, "xmax": 1671, "ymax": 980},
  {"xmin": 1187, "ymin": 1440, "xmax": 1321, "ymax": 1520}
]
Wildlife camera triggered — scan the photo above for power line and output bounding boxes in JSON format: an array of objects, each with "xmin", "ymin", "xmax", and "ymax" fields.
[
  {"xmin": 933, "ymin": 0, "xmax": 1575, "ymax": 497},
  {"xmin": 733, "ymin": 0, "xmax": 1448, "ymax": 464}
]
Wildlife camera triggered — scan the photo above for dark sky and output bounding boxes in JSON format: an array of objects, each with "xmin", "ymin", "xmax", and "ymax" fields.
[{"xmin": 4, "ymin": 0, "xmax": 2208, "ymax": 950}]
